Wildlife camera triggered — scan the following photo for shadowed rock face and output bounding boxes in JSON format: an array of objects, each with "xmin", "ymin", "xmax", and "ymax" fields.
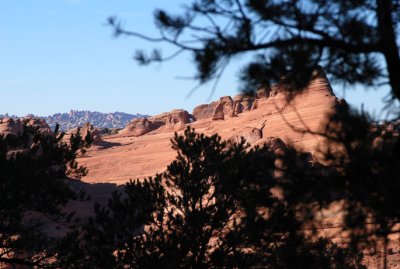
[
  {"xmin": 193, "ymin": 102, "xmax": 219, "ymax": 120},
  {"xmin": 219, "ymin": 96, "xmax": 235, "ymax": 118},
  {"xmin": 194, "ymin": 96, "xmax": 237, "ymax": 121},
  {"xmin": 228, "ymin": 127, "xmax": 262, "ymax": 144},
  {"xmin": 78, "ymin": 67, "xmax": 339, "ymax": 185},
  {"xmin": 255, "ymin": 87, "xmax": 270, "ymax": 99},
  {"xmin": 193, "ymin": 89, "xmax": 274, "ymax": 121},
  {"xmin": 212, "ymin": 102, "xmax": 225, "ymax": 121},
  {"xmin": 233, "ymin": 94, "xmax": 254, "ymax": 112},
  {"xmin": 263, "ymin": 137, "xmax": 286, "ymax": 153},
  {"xmin": 0, "ymin": 117, "xmax": 54, "ymax": 160}
]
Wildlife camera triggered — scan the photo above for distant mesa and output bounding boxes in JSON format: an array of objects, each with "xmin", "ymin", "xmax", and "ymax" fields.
[
  {"xmin": 0, "ymin": 110, "xmax": 149, "ymax": 132},
  {"xmin": 44, "ymin": 110, "xmax": 148, "ymax": 131}
]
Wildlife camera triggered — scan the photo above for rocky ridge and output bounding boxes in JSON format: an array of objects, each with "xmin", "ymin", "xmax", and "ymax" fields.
[
  {"xmin": 0, "ymin": 67, "xmax": 341, "ymax": 183},
  {"xmin": 2, "ymin": 68, "xmax": 398, "ymax": 268},
  {"xmin": 77, "ymin": 67, "xmax": 339, "ymax": 184},
  {"xmin": 0, "ymin": 117, "xmax": 52, "ymax": 138},
  {"xmin": 0, "ymin": 111, "xmax": 148, "ymax": 131}
]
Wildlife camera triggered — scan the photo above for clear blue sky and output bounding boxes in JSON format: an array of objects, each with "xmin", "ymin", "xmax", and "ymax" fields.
[{"xmin": 0, "ymin": 0, "xmax": 390, "ymax": 117}]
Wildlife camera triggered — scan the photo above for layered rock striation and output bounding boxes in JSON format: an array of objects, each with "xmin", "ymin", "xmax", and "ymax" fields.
[{"xmin": 79, "ymin": 67, "xmax": 339, "ymax": 184}]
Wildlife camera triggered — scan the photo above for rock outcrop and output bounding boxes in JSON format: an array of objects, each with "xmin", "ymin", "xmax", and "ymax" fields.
[
  {"xmin": 79, "ymin": 66, "xmax": 339, "ymax": 184},
  {"xmin": 228, "ymin": 127, "xmax": 262, "ymax": 144},
  {"xmin": 120, "ymin": 118, "xmax": 156, "ymax": 137},
  {"xmin": 212, "ymin": 103, "xmax": 225, "ymax": 121},
  {"xmin": 255, "ymin": 87, "xmax": 270, "ymax": 99},
  {"xmin": 0, "ymin": 118, "xmax": 23, "ymax": 137},
  {"xmin": 66, "ymin": 123, "xmax": 103, "ymax": 145},
  {"xmin": 0, "ymin": 117, "xmax": 55, "ymax": 160},
  {"xmin": 165, "ymin": 109, "xmax": 192, "ymax": 127},
  {"xmin": 25, "ymin": 118, "xmax": 53, "ymax": 135},
  {"xmin": 219, "ymin": 96, "xmax": 235, "ymax": 118},
  {"xmin": 192, "ymin": 87, "xmax": 275, "ymax": 121},
  {"xmin": 264, "ymin": 137, "xmax": 286, "ymax": 153},
  {"xmin": 120, "ymin": 109, "xmax": 192, "ymax": 137},
  {"xmin": 193, "ymin": 96, "xmax": 237, "ymax": 121},
  {"xmin": 0, "ymin": 117, "xmax": 53, "ymax": 138},
  {"xmin": 192, "ymin": 102, "xmax": 219, "ymax": 120},
  {"xmin": 80, "ymin": 123, "xmax": 102, "ymax": 143},
  {"xmin": 250, "ymin": 87, "xmax": 272, "ymax": 110}
]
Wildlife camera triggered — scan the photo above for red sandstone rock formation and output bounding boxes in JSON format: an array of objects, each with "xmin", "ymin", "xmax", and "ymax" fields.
[
  {"xmin": 194, "ymin": 96, "xmax": 237, "ymax": 121},
  {"xmin": 24, "ymin": 118, "xmax": 53, "ymax": 135},
  {"xmin": 120, "ymin": 109, "xmax": 192, "ymax": 137},
  {"xmin": 0, "ymin": 118, "xmax": 23, "ymax": 137},
  {"xmin": 165, "ymin": 109, "xmax": 191, "ymax": 126},
  {"xmin": 192, "ymin": 102, "xmax": 219, "ymax": 120},
  {"xmin": 212, "ymin": 102, "xmax": 225, "ymax": 121},
  {"xmin": 228, "ymin": 127, "xmax": 262, "ymax": 144},
  {"xmin": 218, "ymin": 96, "xmax": 235, "ymax": 118},
  {"xmin": 78, "ymin": 67, "xmax": 339, "ymax": 184},
  {"xmin": 120, "ymin": 118, "xmax": 156, "ymax": 137},
  {"xmin": 79, "ymin": 123, "xmax": 102, "ymax": 143},
  {"xmin": 263, "ymin": 137, "xmax": 286, "ymax": 153}
]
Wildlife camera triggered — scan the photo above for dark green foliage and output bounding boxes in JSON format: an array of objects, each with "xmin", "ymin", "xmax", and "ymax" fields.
[
  {"xmin": 67, "ymin": 128, "xmax": 365, "ymax": 268},
  {"xmin": 277, "ymin": 103, "xmax": 400, "ymax": 267},
  {"xmin": 109, "ymin": 0, "xmax": 400, "ymax": 100},
  {"xmin": 0, "ymin": 124, "xmax": 91, "ymax": 267}
]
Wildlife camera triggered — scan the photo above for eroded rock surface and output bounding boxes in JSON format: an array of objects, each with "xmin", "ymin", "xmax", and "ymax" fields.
[
  {"xmin": 120, "ymin": 118, "xmax": 156, "ymax": 137},
  {"xmin": 0, "ymin": 118, "xmax": 23, "ymax": 137},
  {"xmin": 79, "ymin": 123, "xmax": 102, "ymax": 144},
  {"xmin": 79, "ymin": 67, "xmax": 338, "ymax": 184},
  {"xmin": 120, "ymin": 109, "xmax": 192, "ymax": 137},
  {"xmin": 193, "ymin": 101, "xmax": 219, "ymax": 120},
  {"xmin": 228, "ymin": 127, "xmax": 262, "ymax": 144},
  {"xmin": 25, "ymin": 118, "xmax": 53, "ymax": 135},
  {"xmin": 165, "ymin": 109, "xmax": 192, "ymax": 127}
]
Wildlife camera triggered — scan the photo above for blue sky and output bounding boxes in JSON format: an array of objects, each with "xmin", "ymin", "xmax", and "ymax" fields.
[{"xmin": 0, "ymin": 0, "xmax": 391, "ymax": 117}]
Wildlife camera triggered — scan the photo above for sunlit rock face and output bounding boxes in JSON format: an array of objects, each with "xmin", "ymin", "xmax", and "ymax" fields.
[
  {"xmin": 0, "ymin": 118, "xmax": 23, "ymax": 137},
  {"xmin": 120, "ymin": 109, "xmax": 192, "ymax": 137},
  {"xmin": 119, "ymin": 118, "xmax": 156, "ymax": 137},
  {"xmin": 24, "ymin": 118, "xmax": 53, "ymax": 135},
  {"xmin": 0, "ymin": 117, "xmax": 53, "ymax": 138},
  {"xmin": 78, "ymin": 67, "xmax": 339, "ymax": 185},
  {"xmin": 164, "ymin": 109, "xmax": 192, "ymax": 127}
]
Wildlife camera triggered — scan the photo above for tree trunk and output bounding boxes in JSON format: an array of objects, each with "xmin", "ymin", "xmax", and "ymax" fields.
[{"xmin": 377, "ymin": 0, "xmax": 400, "ymax": 101}]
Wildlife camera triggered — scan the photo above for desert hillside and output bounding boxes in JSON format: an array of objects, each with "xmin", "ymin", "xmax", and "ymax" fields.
[{"xmin": 78, "ymin": 67, "xmax": 338, "ymax": 185}]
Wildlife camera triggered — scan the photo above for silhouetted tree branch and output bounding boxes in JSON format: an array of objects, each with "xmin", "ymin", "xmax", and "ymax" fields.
[{"xmin": 109, "ymin": 0, "xmax": 400, "ymax": 100}]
